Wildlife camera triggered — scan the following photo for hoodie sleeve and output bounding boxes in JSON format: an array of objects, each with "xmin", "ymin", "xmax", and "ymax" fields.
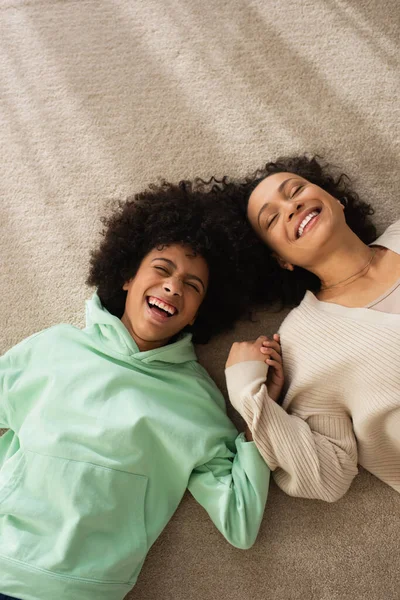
[
  {"xmin": 0, "ymin": 332, "xmax": 42, "ymax": 429},
  {"xmin": 187, "ymin": 432, "xmax": 270, "ymax": 549},
  {"xmin": 0, "ymin": 347, "xmax": 17, "ymax": 428}
]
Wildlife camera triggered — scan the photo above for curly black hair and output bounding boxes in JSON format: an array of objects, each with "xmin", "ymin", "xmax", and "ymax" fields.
[
  {"xmin": 87, "ymin": 180, "xmax": 269, "ymax": 343},
  {"xmin": 191, "ymin": 155, "xmax": 377, "ymax": 308}
]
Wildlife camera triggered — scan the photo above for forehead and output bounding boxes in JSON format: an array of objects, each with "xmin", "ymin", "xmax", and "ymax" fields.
[
  {"xmin": 249, "ymin": 172, "xmax": 299, "ymax": 209},
  {"xmin": 145, "ymin": 244, "xmax": 208, "ymax": 272}
]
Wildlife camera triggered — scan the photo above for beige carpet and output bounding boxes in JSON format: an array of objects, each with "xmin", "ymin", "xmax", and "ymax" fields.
[{"xmin": 1, "ymin": 1, "xmax": 399, "ymax": 599}]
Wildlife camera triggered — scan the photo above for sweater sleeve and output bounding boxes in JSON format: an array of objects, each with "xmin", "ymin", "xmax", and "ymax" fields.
[{"xmin": 226, "ymin": 362, "xmax": 358, "ymax": 502}]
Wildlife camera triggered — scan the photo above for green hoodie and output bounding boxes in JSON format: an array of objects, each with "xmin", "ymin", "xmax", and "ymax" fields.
[{"xmin": 0, "ymin": 294, "xmax": 270, "ymax": 600}]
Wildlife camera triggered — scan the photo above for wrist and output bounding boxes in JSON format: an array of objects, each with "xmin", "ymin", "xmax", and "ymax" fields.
[{"xmin": 244, "ymin": 425, "xmax": 253, "ymax": 442}]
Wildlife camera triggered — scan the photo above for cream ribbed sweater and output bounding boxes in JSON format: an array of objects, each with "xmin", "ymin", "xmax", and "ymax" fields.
[{"xmin": 226, "ymin": 220, "xmax": 400, "ymax": 501}]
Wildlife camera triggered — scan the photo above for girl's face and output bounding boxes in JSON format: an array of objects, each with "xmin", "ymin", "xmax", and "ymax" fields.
[
  {"xmin": 247, "ymin": 172, "xmax": 345, "ymax": 269},
  {"xmin": 121, "ymin": 244, "xmax": 209, "ymax": 352}
]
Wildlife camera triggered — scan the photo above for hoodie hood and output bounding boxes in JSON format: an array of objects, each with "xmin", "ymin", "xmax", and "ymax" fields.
[{"xmin": 84, "ymin": 293, "xmax": 197, "ymax": 365}]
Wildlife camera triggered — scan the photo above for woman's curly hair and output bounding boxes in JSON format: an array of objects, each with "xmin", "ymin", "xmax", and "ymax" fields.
[
  {"xmin": 87, "ymin": 180, "xmax": 269, "ymax": 343},
  {"xmin": 192, "ymin": 155, "xmax": 377, "ymax": 308}
]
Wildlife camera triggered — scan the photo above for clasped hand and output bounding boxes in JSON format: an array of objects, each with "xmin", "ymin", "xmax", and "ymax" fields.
[{"xmin": 226, "ymin": 334, "xmax": 284, "ymax": 403}]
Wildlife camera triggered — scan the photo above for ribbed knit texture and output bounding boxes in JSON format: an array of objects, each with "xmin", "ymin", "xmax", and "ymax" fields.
[{"xmin": 226, "ymin": 221, "xmax": 400, "ymax": 501}]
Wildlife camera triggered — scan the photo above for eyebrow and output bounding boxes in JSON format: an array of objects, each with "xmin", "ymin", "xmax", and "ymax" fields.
[
  {"xmin": 256, "ymin": 177, "xmax": 298, "ymax": 227},
  {"xmin": 151, "ymin": 258, "xmax": 206, "ymax": 291}
]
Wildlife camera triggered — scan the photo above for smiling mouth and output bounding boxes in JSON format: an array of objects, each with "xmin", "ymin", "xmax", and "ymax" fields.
[
  {"xmin": 146, "ymin": 296, "xmax": 178, "ymax": 318},
  {"xmin": 296, "ymin": 209, "xmax": 321, "ymax": 239}
]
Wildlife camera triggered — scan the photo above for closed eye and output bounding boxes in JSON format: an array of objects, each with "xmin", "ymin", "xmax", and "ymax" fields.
[
  {"xmin": 267, "ymin": 214, "xmax": 278, "ymax": 229},
  {"xmin": 290, "ymin": 185, "xmax": 304, "ymax": 198},
  {"xmin": 154, "ymin": 266, "xmax": 169, "ymax": 274},
  {"xmin": 185, "ymin": 281, "xmax": 200, "ymax": 293}
]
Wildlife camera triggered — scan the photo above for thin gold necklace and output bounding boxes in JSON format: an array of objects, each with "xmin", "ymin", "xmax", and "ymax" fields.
[{"xmin": 320, "ymin": 248, "xmax": 377, "ymax": 291}]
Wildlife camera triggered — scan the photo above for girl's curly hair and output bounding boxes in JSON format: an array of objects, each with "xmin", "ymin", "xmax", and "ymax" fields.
[
  {"xmin": 87, "ymin": 180, "xmax": 269, "ymax": 343},
  {"xmin": 193, "ymin": 155, "xmax": 377, "ymax": 308}
]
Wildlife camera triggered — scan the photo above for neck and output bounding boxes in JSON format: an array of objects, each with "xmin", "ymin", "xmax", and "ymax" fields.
[
  {"xmin": 309, "ymin": 229, "xmax": 373, "ymax": 290},
  {"xmin": 120, "ymin": 313, "xmax": 169, "ymax": 352}
]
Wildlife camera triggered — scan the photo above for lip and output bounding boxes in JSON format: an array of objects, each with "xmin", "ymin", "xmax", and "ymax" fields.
[
  {"xmin": 145, "ymin": 295, "xmax": 180, "ymax": 325},
  {"xmin": 294, "ymin": 207, "xmax": 321, "ymax": 240},
  {"xmin": 147, "ymin": 295, "xmax": 179, "ymax": 314},
  {"xmin": 145, "ymin": 302, "xmax": 172, "ymax": 325}
]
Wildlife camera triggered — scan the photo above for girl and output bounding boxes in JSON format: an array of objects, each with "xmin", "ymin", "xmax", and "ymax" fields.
[{"xmin": 0, "ymin": 181, "xmax": 281, "ymax": 600}]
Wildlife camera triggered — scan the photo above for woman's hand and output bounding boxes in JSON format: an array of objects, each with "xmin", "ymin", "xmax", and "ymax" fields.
[
  {"xmin": 225, "ymin": 334, "xmax": 284, "ymax": 403},
  {"xmin": 261, "ymin": 334, "xmax": 284, "ymax": 403},
  {"xmin": 244, "ymin": 424, "xmax": 254, "ymax": 442}
]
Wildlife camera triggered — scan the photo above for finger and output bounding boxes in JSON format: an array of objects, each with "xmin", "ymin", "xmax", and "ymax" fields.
[
  {"xmin": 256, "ymin": 335, "xmax": 269, "ymax": 343},
  {"xmin": 265, "ymin": 358, "xmax": 284, "ymax": 374},
  {"xmin": 262, "ymin": 348, "xmax": 281, "ymax": 362},
  {"xmin": 261, "ymin": 340, "xmax": 281, "ymax": 353},
  {"xmin": 273, "ymin": 333, "xmax": 280, "ymax": 342}
]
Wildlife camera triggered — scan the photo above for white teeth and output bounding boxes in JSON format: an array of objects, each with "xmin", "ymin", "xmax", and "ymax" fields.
[
  {"xmin": 148, "ymin": 297, "xmax": 176, "ymax": 315},
  {"xmin": 297, "ymin": 211, "xmax": 319, "ymax": 238}
]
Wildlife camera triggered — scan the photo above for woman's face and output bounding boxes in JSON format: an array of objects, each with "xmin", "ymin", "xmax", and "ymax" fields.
[{"xmin": 247, "ymin": 172, "xmax": 345, "ymax": 269}]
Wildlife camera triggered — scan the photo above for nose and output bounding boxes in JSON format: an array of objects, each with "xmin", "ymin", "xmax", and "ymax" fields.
[
  {"xmin": 286, "ymin": 200, "xmax": 303, "ymax": 222},
  {"xmin": 162, "ymin": 276, "xmax": 183, "ymax": 296}
]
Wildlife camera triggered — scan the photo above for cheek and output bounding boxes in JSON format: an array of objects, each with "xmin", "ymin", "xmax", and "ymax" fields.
[
  {"xmin": 189, "ymin": 297, "xmax": 202, "ymax": 315},
  {"xmin": 263, "ymin": 224, "xmax": 286, "ymax": 252},
  {"xmin": 188, "ymin": 293, "xmax": 204, "ymax": 317},
  {"xmin": 268, "ymin": 232, "xmax": 296, "ymax": 262},
  {"xmin": 260, "ymin": 229, "xmax": 273, "ymax": 247}
]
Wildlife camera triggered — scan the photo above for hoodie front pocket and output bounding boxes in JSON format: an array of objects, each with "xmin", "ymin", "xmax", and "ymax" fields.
[{"xmin": 0, "ymin": 450, "xmax": 148, "ymax": 584}]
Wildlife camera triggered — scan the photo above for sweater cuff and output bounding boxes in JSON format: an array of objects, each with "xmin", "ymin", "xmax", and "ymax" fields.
[{"xmin": 225, "ymin": 361, "xmax": 268, "ymax": 414}]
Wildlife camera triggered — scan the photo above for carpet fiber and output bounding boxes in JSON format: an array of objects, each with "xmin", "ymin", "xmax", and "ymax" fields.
[{"xmin": 1, "ymin": 1, "xmax": 399, "ymax": 599}]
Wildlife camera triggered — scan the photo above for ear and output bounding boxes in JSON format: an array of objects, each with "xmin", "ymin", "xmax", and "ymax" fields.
[
  {"xmin": 122, "ymin": 280, "xmax": 130, "ymax": 291},
  {"xmin": 272, "ymin": 252, "xmax": 294, "ymax": 272},
  {"xmin": 337, "ymin": 200, "xmax": 345, "ymax": 210}
]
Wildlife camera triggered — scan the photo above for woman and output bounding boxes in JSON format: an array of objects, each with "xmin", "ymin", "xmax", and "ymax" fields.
[{"xmin": 219, "ymin": 155, "xmax": 400, "ymax": 501}]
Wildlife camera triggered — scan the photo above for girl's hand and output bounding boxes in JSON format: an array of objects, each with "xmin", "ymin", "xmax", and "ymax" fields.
[
  {"xmin": 260, "ymin": 334, "xmax": 284, "ymax": 403},
  {"xmin": 225, "ymin": 336, "xmax": 269, "ymax": 369}
]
